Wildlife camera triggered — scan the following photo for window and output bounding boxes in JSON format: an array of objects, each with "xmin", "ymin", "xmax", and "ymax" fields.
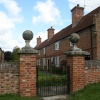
[
  {"xmin": 38, "ymin": 50, "xmax": 40, "ymax": 55},
  {"xmin": 55, "ymin": 56, "xmax": 60, "ymax": 67},
  {"xmin": 51, "ymin": 57, "xmax": 54, "ymax": 66},
  {"xmin": 43, "ymin": 48, "xmax": 46, "ymax": 54},
  {"xmin": 51, "ymin": 57, "xmax": 54, "ymax": 63},
  {"xmin": 37, "ymin": 59, "xmax": 40, "ymax": 66},
  {"xmin": 43, "ymin": 58, "xmax": 46, "ymax": 66},
  {"xmin": 55, "ymin": 41, "xmax": 59, "ymax": 50}
]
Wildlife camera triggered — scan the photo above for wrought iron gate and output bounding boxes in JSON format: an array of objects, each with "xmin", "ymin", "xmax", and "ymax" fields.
[{"xmin": 36, "ymin": 66, "xmax": 68, "ymax": 97}]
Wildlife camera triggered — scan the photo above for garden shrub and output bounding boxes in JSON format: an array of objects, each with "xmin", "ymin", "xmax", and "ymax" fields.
[{"xmin": 38, "ymin": 75, "xmax": 67, "ymax": 87}]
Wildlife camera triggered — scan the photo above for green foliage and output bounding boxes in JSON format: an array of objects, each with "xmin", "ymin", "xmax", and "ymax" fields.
[
  {"xmin": 68, "ymin": 83, "xmax": 100, "ymax": 100},
  {"xmin": 12, "ymin": 46, "xmax": 20, "ymax": 61},
  {"xmin": 4, "ymin": 51, "xmax": 12, "ymax": 61},
  {"xmin": 0, "ymin": 94, "xmax": 43, "ymax": 100},
  {"xmin": 38, "ymin": 71, "xmax": 67, "ymax": 86}
]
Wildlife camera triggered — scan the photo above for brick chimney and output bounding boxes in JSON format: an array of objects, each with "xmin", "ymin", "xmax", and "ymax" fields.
[
  {"xmin": 71, "ymin": 4, "xmax": 84, "ymax": 27},
  {"xmin": 47, "ymin": 26, "xmax": 54, "ymax": 40},
  {"xmin": 37, "ymin": 36, "xmax": 41, "ymax": 46}
]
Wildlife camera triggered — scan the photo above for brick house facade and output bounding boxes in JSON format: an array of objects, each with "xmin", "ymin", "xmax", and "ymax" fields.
[{"xmin": 35, "ymin": 4, "xmax": 100, "ymax": 69}]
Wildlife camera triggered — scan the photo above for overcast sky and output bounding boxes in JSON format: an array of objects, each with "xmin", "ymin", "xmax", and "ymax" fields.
[{"xmin": 0, "ymin": 0, "xmax": 100, "ymax": 51}]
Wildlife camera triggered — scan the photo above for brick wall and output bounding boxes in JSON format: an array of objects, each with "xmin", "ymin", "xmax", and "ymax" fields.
[
  {"xmin": 0, "ymin": 63, "xmax": 19, "ymax": 94},
  {"xmin": 85, "ymin": 60, "xmax": 100, "ymax": 85},
  {"xmin": 85, "ymin": 68, "xmax": 100, "ymax": 84}
]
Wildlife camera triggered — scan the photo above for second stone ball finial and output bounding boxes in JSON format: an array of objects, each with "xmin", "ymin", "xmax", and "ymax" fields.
[
  {"xmin": 69, "ymin": 33, "xmax": 82, "ymax": 51},
  {"xmin": 69, "ymin": 33, "xmax": 80, "ymax": 44}
]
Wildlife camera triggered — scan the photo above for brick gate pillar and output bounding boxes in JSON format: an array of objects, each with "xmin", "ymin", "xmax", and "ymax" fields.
[
  {"xmin": 65, "ymin": 33, "xmax": 88, "ymax": 93},
  {"xmin": 18, "ymin": 30, "xmax": 38, "ymax": 97}
]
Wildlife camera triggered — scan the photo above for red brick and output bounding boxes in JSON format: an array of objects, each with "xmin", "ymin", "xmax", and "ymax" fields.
[{"xmin": 19, "ymin": 54, "xmax": 36, "ymax": 97}]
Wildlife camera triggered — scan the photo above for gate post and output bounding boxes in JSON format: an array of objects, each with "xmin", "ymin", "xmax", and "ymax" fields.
[
  {"xmin": 65, "ymin": 33, "xmax": 87, "ymax": 93},
  {"xmin": 18, "ymin": 30, "xmax": 38, "ymax": 97}
]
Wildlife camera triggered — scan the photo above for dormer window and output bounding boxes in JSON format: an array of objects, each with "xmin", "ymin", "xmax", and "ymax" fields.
[{"xmin": 55, "ymin": 41, "xmax": 59, "ymax": 50}]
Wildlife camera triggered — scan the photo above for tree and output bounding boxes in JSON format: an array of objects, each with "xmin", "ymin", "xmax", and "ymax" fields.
[
  {"xmin": 4, "ymin": 51, "xmax": 12, "ymax": 61},
  {"xmin": 12, "ymin": 46, "xmax": 20, "ymax": 61}
]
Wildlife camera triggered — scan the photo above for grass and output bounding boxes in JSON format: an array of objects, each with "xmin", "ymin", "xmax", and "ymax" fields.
[
  {"xmin": 68, "ymin": 82, "xmax": 100, "ymax": 100},
  {"xmin": 0, "ymin": 94, "xmax": 43, "ymax": 100}
]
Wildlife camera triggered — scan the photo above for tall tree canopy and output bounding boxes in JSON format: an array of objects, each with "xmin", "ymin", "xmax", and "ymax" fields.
[
  {"xmin": 4, "ymin": 51, "xmax": 12, "ymax": 61},
  {"xmin": 12, "ymin": 46, "xmax": 20, "ymax": 61}
]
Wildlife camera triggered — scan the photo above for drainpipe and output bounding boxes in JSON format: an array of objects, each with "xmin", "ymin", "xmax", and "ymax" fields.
[{"xmin": 90, "ymin": 27, "xmax": 93, "ymax": 60}]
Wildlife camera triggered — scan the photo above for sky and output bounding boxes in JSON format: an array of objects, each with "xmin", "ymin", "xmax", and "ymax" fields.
[{"xmin": 0, "ymin": 0, "xmax": 100, "ymax": 51}]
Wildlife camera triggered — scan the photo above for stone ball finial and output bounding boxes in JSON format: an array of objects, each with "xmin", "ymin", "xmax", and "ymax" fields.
[
  {"xmin": 69, "ymin": 33, "xmax": 80, "ymax": 44},
  {"xmin": 23, "ymin": 30, "xmax": 33, "ymax": 40}
]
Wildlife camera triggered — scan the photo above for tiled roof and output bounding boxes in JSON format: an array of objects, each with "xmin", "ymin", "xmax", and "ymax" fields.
[{"xmin": 36, "ymin": 6, "xmax": 100, "ymax": 50}]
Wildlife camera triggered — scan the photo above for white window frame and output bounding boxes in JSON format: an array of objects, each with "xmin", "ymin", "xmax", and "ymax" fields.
[
  {"xmin": 43, "ymin": 58, "xmax": 46, "ymax": 66},
  {"xmin": 38, "ymin": 59, "xmax": 40, "ymax": 65},
  {"xmin": 37, "ymin": 59, "xmax": 40, "ymax": 66},
  {"xmin": 55, "ymin": 56, "xmax": 60, "ymax": 67},
  {"xmin": 51, "ymin": 57, "xmax": 54, "ymax": 63},
  {"xmin": 38, "ymin": 50, "xmax": 40, "ymax": 55},
  {"xmin": 43, "ymin": 48, "xmax": 46, "ymax": 54},
  {"xmin": 55, "ymin": 41, "xmax": 59, "ymax": 50}
]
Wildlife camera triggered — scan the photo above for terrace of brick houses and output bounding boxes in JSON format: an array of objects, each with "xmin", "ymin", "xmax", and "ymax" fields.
[{"xmin": 35, "ymin": 4, "xmax": 100, "ymax": 69}]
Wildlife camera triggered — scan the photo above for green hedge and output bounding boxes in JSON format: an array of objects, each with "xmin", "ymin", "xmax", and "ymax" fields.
[{"xmin": 38, "ymin": 75, "xmax": 67, "ymax": 86}]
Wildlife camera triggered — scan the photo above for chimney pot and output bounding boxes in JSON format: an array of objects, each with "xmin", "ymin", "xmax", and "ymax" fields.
[
  {"xmin": 37, "ymin": 36, "xmax": 41, "ymax": 46},
  {"xmin": 77, "ymin": 4, "xmax": 79, "ymax": 7},
  {"xmin": 47, "ymin": 26, "xmax": 55, "ymax": 40},
  {"xmin": 71, "ymin": 4, "xmax": 84, "ymax": 27}
]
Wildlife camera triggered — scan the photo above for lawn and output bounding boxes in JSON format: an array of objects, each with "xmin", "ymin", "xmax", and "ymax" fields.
[
  {"xmin": 0, "ymin": 94, "xmax": 43, "ymax": 100},
  {"xmin": 68, "ymin": 82, "xmax": 100, "ymax": 100}
]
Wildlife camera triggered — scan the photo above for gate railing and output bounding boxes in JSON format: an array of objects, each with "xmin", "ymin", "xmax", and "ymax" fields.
[
  {"xmin": 0, "ymin": 62, "xmax": 19, "ymax": 72},
  {"xmin": 85, "ymin": 60, "xmax": 100, "ymax": 68},
  {"xmin": 36, "ymin": 65, "xmax": 67, "ymax": 97}
]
